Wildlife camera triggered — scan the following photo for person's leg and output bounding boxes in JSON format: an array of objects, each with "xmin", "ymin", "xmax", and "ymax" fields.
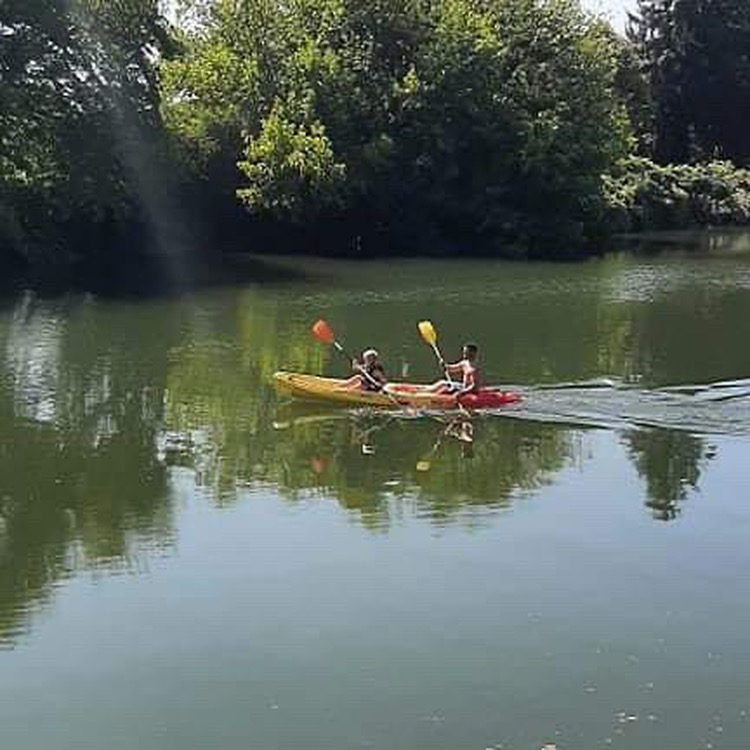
[
  {"xmin": 342, "ymin": 374, "xmax": 363, "ymax": 389},
  {"xmin": 427, "ymin": 380, "xmax": 457, "ymax": 394}
]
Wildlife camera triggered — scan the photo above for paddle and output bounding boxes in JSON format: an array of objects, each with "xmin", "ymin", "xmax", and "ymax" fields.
[
  {"xmin": 312, "ymin": 318, "xmax": 354, "ymax": 360},
  {"xmin": 417, "ymin": 319, "xmax": 469, "ymax": 413},
  {"xmin": 417, "ymin": 320, "xmax": 449, "ymax": 377},
  {"xmin": 416, "ymin": 428, "xmax": 447, "ymax": 472},
  {"xmin": 416, "ymin": 415, "xmax": 468, "ymax": 471},
  {"xmin": 311, "ymin": 319, "xmax": 404, "ymax": 408}
]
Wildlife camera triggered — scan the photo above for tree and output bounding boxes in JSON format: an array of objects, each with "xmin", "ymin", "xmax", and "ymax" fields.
[
  {"xmin": 162, "ymin": 0, "xmax": 631, "ymax": 255},
  {"xmin": 629, "ymin": 0, "xmax": 750, "ymax": 165},
  {"xmin": 0, "ymin": 0, "xmax": 178, "ymax": 264}
]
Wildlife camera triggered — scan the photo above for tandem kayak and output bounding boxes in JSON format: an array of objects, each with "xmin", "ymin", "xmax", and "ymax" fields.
[{"xmin": 273, "ymin": 371, "xmax": 522, "ymax": 409}]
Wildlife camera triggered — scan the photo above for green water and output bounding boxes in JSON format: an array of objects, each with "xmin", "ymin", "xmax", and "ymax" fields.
[{"xmin": 2, "ymin": 240, "xmax": 750, "ymax": 749}]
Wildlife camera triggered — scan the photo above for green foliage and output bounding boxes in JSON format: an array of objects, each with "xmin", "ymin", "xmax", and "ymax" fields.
[
  {"xmin": 6, "ymin": 0, "xmax": 750, "ymax": 266},
  {"xmin": 630, "ymin": 0, "xmax": 750, "ymax": 165},
  {"xmin": 236, "ymin": 103, "xmax": 347, "ymax": 219},
  {"xmin": 610, "ymin": 29, "xmax": 654, "ymax": 157},
  {"xmin": 0, "ymin": 0, "xmax": 176, "ymax": 264},
  {"xmin": 604, "ymin": 156, "xmax": 750, "ymax": 231},
  {"xmin": 162, "ymin": 0, "xmax": 630, "ymax": 254}
]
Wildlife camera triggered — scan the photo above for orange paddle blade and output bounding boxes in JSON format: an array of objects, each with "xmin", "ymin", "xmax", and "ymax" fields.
[{"xmin": 312, "ymin": 319, "xmax": 335, "ymax": 344}]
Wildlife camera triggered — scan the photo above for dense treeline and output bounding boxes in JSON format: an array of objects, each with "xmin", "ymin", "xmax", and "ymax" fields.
[
  {"xmin": 162, "ymin": 0, "xmax": 629, "ymax": 255},
  {"xmin": 0, "ymin": 1, "xmax": 182, "ymax": 267},
  {"xmin": 1, "ymin": 0, "xmax": 749, "ymax": 270},
  {"xmin": 630, "ymin": 0, "xmax": 750, "ymax": 165}
]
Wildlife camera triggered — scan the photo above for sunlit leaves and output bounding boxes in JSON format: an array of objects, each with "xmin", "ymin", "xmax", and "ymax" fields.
[
  {"xmin": 237, "ymin": 103, "xmax": 347, "ymax": 219},
  {"xmin": 164, "ymin": 0, "xmax": 630, "ymax": 252},
  {"xmin": 604, "ymin": 156, "xmax": 750, "ymax": 231},
  {"xmin": 0, "ymin": 0, "xmax": 177, "ymax": 261}
]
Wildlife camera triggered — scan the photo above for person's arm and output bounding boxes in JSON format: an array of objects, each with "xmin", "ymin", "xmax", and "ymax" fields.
[
  {"xmin": 346, "ymin": 359, "xmax": 367, "ymax": 389},
  {"xmin": 353, "ymin": 362, "xmax": 386, "ymax": 391}
]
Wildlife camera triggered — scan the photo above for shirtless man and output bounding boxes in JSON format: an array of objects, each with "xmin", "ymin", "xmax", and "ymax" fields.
[{"xmin": 431, "ymin": 342, "xmax": 481, "ymax": 396}]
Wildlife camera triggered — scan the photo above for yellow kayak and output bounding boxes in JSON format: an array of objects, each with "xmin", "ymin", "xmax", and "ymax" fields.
[{"xmin": 273, "ymin": 371, "xmax": 522, "ymax": 409}]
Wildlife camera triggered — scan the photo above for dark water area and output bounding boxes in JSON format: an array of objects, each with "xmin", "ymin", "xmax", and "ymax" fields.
[{"xmin": 1, "ymin": 235, "xmax": 750, "ymax": 749}]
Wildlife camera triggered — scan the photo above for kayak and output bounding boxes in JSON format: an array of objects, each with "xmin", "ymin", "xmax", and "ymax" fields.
[{"xmin": 273, "ymin": 371, "xmax": 522, "ymax": 409}]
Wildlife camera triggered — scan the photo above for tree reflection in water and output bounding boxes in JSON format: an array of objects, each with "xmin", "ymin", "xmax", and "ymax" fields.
[
  {"xmin": 622, "ymin": 427, "xmax": 712, "ymax": 520},
  {"xmin": 0, "ymin": 293, "xmax": 179, "ymax": 644},
  {"xmin": 163, "ymin": 402, "xmax": 579, "ymax": 528},
  {"xmin": 0, "ymin": 280, "xmax": 722, "ymax": 646}
]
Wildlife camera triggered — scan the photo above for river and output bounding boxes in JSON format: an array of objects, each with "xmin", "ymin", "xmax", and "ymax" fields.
[{"xmin": 1, "ymin": 235, "xmax": 750, "ymax": 749}]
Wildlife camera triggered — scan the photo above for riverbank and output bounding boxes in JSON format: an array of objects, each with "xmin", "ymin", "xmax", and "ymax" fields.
[{"xmin": 5, "ymin": 161, "xmax": 750, "ymax": 279}]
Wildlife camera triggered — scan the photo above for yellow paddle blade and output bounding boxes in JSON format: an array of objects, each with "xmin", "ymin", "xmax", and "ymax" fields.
[{"xmin": 417, "ymin": 320, "xmax": 437, "ymax": 346}]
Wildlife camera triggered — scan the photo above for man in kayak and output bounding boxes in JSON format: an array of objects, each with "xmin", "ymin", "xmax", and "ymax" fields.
[
  {"xmin": 429, "ymin": 342, "xmax": 481, "ymax": 397},
  {"xmin": 345, "ymin": 348, "xmax": 388, "ymax": 391}
]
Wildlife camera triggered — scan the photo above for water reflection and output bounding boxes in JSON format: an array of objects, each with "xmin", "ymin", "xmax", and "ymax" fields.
[
  {"xmin": 622, "ymin": 428, "xmax": 712, "ymax": 521},
  {"xmin": 160, "ymin": 402, "xmax": 578, "ymax": 527},
  {"xmin": 0, "ymin": 294, "xmax": 179, "ymax": 644},
  {"xmin": 266, "ymin": 408, "xmax": 576, "ymax": 527},
  {"xmin": 2, "ymin": 249, "xmax": 748, "ymax": 644}
]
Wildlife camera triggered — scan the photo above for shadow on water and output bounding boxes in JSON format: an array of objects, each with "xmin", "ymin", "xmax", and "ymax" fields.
[
  {"xmin": 614, "ymin": 227, "xmax": 750, "ymax": 257},
  {"xmin": 0, "ymin": 254, "xmax": 317, "ymax": 305}
]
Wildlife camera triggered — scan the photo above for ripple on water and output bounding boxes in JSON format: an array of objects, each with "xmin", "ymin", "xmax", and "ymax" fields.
[{"xmin": 507, "ymin": 378, "xmax": 750, "ymax": 436}]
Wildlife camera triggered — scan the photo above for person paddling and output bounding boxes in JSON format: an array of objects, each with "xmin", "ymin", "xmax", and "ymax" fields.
[
  {"xmin": 345, "ymin": 348, "xmax": 388, "ymax": 392},
  {"xmin": 429, "ymin": 342, "xmax": 481, "ymax": 396}
]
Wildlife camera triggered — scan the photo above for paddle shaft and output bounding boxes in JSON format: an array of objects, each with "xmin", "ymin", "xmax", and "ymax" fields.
[
  {"xmin": 331, "ymin": 339, "xmax": 405, "ymax": 409},
  {"xmin": 432, "ymin": 345, "xmax": 472, "ymax": 415},
  {"xmin": 418, "ymin": 414, "xmax": 471, "ymax": 470},
  {"xmin": 423, "ymin": 332, "xmax": 455, "ymax": 386},
  {"xmin": 417, "ymin": 322, "xmax": 474, "ymax": 414},
  {"xmin": 431, "ymin": 343, "xmax": 447, "ymax": 372}
]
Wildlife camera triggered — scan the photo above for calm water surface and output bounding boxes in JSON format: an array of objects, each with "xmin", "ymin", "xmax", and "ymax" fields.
[{"xmin": 2, "ymin": 238, "xmax": 750, "ymax": 749}]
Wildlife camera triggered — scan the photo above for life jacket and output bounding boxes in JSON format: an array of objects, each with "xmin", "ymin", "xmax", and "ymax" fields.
[{"xmin": 361, "ymin": 362, "xmax": 386, "ymax": 391}]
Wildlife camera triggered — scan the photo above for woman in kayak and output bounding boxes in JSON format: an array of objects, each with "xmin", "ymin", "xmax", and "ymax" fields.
[
  {"xmin": 345, "ymin": 348, "xmax": 388, "ymax": 391},
  {"xmin": 429, "ymin": 342, "xmax": 481, "ymax": 395}
]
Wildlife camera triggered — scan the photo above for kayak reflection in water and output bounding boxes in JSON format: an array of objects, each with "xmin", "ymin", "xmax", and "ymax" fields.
[
  {"xmin": 352, "ymin": 411, "xmax": 475, "ymax": 463},
  {"xmin": 347, "ymin": 410, "xmax": 394, "ymax": 455},
  {"xmin": 354, "ymin": 420, "xmax": 383, "ymax": 455},
  {"xmin": 344, "ymin": 348, "xmax": 388, "ymax": 392},
  {"xmin": 445, "ymin": 416, "xmax": 474, "ymax": 444},
  {"xmin": 428, "ymin": 342, "xmax": 482, "ymax": 396}
]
